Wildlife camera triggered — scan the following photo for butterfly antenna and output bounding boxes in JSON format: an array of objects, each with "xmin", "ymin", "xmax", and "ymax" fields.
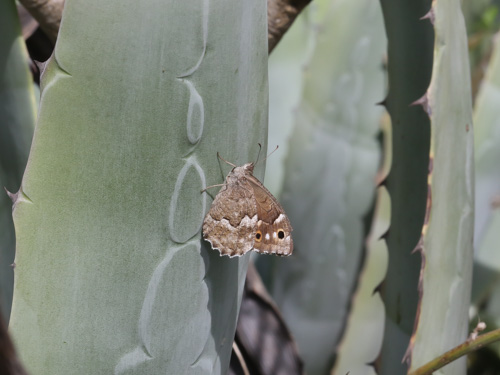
[
  {"xmin": 254, "ymin": 143, "xmax": 263, "ymax": 164},
  {"xmin": 255, "ymin": 145, "xmax": 279, "ymax": 166},
  {"xmin": 217, "ymin": 152, "xmax": 237, "ymax": 168}
]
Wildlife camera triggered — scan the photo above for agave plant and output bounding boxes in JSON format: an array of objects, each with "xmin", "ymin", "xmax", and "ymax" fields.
[{"xmin": 3, "ymin": 0, "xmax": 500, "ymax": 374}]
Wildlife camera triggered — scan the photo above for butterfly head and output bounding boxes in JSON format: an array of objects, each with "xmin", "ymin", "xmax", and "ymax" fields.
[
  {"xmin": 242, "ymin": 163, "xmax": 255, "ymax": 173},
  {"xmin": 227, "ymin": 162, "xmax": 255, "ymax": 183}
]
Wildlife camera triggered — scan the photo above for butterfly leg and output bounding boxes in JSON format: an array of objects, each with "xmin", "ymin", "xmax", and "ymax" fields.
[{"xmin": 200, "ymin": 183, "xmax": 226, "ymax": 193}]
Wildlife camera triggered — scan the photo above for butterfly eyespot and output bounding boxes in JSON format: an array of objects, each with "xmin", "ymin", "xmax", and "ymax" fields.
[
  {"xmin": 255, "ymin": 231, "xmax": 262, "ymax": 242},
  {"xmin": 277, "ymin": 230, "xmax": 285, "ymax": 239}
]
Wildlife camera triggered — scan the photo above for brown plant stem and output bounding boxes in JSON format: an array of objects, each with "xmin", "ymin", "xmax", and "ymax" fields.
[
  {"xmin": 268, "ymin": 0, "xmax": 312, "ymax": 53},
  {"xmin": 408, "ymin": 328, "xmax": 500, "ymax": 375},
  {"xmin": 18, "ymin": 0, "xmax": 64, "ymax": 43},
  {"xmin": 19, "ymin": 0, "xmax": 310, "ymax": 54}
]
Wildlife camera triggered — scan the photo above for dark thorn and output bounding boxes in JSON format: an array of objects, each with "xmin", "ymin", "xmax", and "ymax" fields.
[
  {"xmin": 372, "ymin": 281, "xmax": 383, "ymax": 295},
  {"xmin": 380, "ymin": 227, "xmax": 390, "ymax": 240}
]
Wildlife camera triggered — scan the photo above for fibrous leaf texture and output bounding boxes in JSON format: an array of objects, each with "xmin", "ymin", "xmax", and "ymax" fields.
[
  {"xmin": 0, "ymin": 0, "xmax": 36, "ymax": 322},
  {"xmin": 9, "ymin": 0, "xmax": 268, "ymax": 374},
  {"xmin": 408, "ymin": 1, "xmax": 474, "ymax": 374},
  {"xmin": 377, "ymin": 0, "xmax": 433, "ymax": 372},
  {"xmin": 471, "ymin": 29, "xmax": 500, "ymax": 308},
  {"xmin": 265, "ymin": 0, "xmax": 386, "ymax": 373}
]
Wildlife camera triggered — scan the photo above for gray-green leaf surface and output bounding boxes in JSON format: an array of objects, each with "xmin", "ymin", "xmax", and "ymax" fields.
[
  {"xmin": 9, "ymin": 0, "xmax": 268, "ymax": 374},
  {"xmin": 409, "ymin": 1, "xmax": 474, "ymax": 374},
  {"xmin": 471, "ymin": 28, "xmax": 500, "ymax": 307},
  {"xmin": 0, "ymin": 0, "xmax": 36, "ymax": 322},
  {"xmin": 265, "ymin": 0, "xmax": 386, "ymax": 373},
  {"xmin": 377, "ymin": 1, "xmax": 433, "ymax": 373}
]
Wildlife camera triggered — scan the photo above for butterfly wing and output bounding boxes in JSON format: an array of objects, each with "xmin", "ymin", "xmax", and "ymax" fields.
[
  {"xmin": 246, "ymin": 175, "xmax": 293, "ymax": 256},
  {"xmin": 203, "ymin": 181, "xmax": 258, "ymax": 257}
]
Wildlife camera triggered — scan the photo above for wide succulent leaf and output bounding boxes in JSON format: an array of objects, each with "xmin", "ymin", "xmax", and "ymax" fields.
[{"xmin": 8, "ymin": 0, "xmax": 268, "ymax": 373}]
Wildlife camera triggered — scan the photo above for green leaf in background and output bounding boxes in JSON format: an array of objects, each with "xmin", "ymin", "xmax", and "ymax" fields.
[
  {"xmin": 469, "ymin": 20, "xmax": 500, "ymax": 367},
  {"xmin": 265, "ymin": 0, "xmax": 332, "ymax": 198},
  {"xmin": 408, "ymin": 1, "xmax": 475, "ymax": 374},
  {"xmin": 265, "ymin": 13, "xmax": 311, "ymax": 199},
  {"xmin": 377, "ymin": 0, "xmax": 433, "ymax": 373},
  {"xmin": 333, "ymin": 185, "xmax": 390, "ymax": 375},
  {"xmin": 263, "ymin": 0, "xmax": 386, "ymax": 373},
  {"xmin": 472, "ymin": 29, "xmax": 500, "ymax": 309},
  {"xmin": 8, "ymin": 0, "xmax": 268, "ymax": 373},
  {"xmin": 0, "ymin": 0, "xmax": 36, "ymax": 322}
]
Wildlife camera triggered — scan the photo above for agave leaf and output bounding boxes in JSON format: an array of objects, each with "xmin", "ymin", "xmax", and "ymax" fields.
[
  {"xmin": 264, "ymin": 0, "xmax": 386, "ymax": 373},
  {"xmin": 9, "ymin": 0, "xmax": 268, "ymax": 373},
  {"xmin": 471, "ymin": 31, "xmax": 500, "ymax": 307},
  {"xmin": 265, "ymin": 12, "xmax": 311, "ymax": 199},
  {"xmin": 265, "ymin": 0, "xmax": 347, "ymax": 200},
  {"xmin": 408, "ymin": 1, "xmax": 474, "ymax": 374},
  {"xmin": 476, "ymin": 209, "xmax": 500, "ymax": 338},
  {"xmin": 332, "ymin": 186, "xmax": 390, "ymax": 375},
  {"xmin": 469, "ymin": 23, "xmax": 500, "ymax": 363},
  {"xmin": 377, "ymin": 1, "xmax": 434, "ymax": 373},
  {"xmin": 0, "ymin": 1, "xmax": 36, "ymax": 321},
  {"xmin": 260, "ymin": 1, "xmax": 326, "ymax": 288}
]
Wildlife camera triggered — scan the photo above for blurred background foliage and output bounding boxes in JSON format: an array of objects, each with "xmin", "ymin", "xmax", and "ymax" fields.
[
  {"xmin": 265, "ymin": 0, "xmax": 500, "ymax": 374},
  {"xmin": 3, "ymin": 0, "xmax": 500, "ymax": 374}
]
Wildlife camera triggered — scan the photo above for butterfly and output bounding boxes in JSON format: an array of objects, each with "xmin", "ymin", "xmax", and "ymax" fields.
[{"xmin": 202, "ymin": 147, "xmax": 293, "ymax": 257}]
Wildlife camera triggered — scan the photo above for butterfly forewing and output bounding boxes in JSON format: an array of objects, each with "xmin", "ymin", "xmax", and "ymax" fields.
[{"xmin": 202, "ymin": 180, "xmax": 258, "ymax": 257}]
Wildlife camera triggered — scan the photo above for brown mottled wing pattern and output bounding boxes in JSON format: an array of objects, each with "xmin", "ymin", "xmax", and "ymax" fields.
[
  {"xmin": 202, "ymin": 180, "xmax": 258, "ymax": 257},
  {"xmin": 246, "ymin": 175, "xmax": 293, "ymax": 256}
]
